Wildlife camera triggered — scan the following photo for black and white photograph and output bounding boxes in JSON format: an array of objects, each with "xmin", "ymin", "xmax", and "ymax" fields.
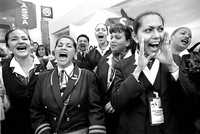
[{"xmin": 0, "ymin": 0, "xmax": 200, "ymax": 134}]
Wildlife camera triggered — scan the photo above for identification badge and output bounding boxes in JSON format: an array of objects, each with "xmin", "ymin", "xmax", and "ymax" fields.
[{"xmin": 149, "ymin": 91, "xmax": 164, "ymax": 125}]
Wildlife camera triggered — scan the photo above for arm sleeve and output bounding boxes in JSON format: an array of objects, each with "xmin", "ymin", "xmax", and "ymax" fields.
[
  {"xmin": 176, "ymin": 69, "xmax": 197, "ymax": 95},
  {"xmin": 30, "ymin": 76, "xmax": 51, "ymax": 134},
  {"xmin": 88, "ymin": 72, "xmax": 106, "ymax": 134},
  {"xmin": 111, "ymin": 67, "xmax": 144, "ymax": 112}
]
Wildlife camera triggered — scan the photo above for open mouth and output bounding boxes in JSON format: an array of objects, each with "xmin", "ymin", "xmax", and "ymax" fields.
[
  {"xmin": 59, "ymin": 53, "xmax": 68, "ymax": 58},
  {"xmin": 181, "ymin": 39, "xmax": 189, "ymax": 44},
  {"xmin": 149, "ymin": 43, "xmax": 159, "ymax": 47},
  {"xmin": 79, "ymin": 44, "xmax": 86, "ymax": 48},
  {"xmin": 98, "ymin": 35, "xmax": 104, "ymax": 39},
  {"xmin": 16, "ymin": 46, "xmax": 27, "ymax": 51},
  {"xmin": 110, "ymin": 43, "xmax": 117, "ymax": 48}
]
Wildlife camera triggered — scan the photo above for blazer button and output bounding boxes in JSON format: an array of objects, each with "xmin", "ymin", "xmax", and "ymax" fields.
[
  {"xmin": 53, "ymin": 117, "xmax": 57, "ymax": 121},
  {"xmin": 77, "ymin": 104, "xmax": 80, "ymax": 108},
  {"xmin": 66, "ymin": 117, "xmax": 70, "ymax": 122}
]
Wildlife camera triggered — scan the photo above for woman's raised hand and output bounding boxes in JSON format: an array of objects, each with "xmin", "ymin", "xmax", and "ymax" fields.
[
  {"xmin": 155, "ymin": 32, "xmax": 179, "ymax": 72},
  {"xmin": 138, "ymin": 38, "xmax": 155, "ymax": 71}
]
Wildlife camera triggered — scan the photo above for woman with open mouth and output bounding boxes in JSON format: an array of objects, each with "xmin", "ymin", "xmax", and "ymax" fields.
[
  {"xmin": 110, "ymin": 11, "xmax": 195, "ymax": 134},
  {"xmin": 30, "ymin": 36, "xmax": 106, "ymax": 134},
  {"xmin": 170, "ymin": 27, "xmax": 200, "ymax": 133},
  {"xmin": 1, "ymin": 29, "xmax": 46, "ymax": 134},
  {"xmin": 96, "ymin": 23, "xmax": 136, "ymax": 134},
  {"xmin": 170, "ymin": 27, "xmax": 192, "ymax": 56}
]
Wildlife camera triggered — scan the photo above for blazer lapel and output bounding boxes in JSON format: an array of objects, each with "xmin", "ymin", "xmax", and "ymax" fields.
[
  {"xmin": 107, "ymin": 68, "xmax": 116, "ymax": 91},
  {"xmin": 160, "ymin": 64, "xmax": 168, "ymax": 96},
  {"xmin": 62, "ymin": 65, "xmax": 81, "ymax": 101},
  {"xmin": 29, "ymin": 64, "xmax": 43, "ymax": 86},
  {"xmin": 51, "ymin": 68, "xmax": 63, "ymax": 109},
  {"xmin": 9, "ymin": 67, "xmax": 25, "ymax": 86}
]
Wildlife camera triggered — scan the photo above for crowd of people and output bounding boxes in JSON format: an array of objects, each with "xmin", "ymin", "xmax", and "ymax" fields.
[{"xmin": 0, "ymin": 10, "xmax": 200, "ymax": 134}]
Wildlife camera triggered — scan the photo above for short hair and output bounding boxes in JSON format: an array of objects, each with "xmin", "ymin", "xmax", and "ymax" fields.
[
  {"xmin": 95, "ymin": 23, "xmax": 108, "ymax": 32},
  {"xmin": 109, "ymin": 23, "xmax": 133, "ymax": 40},
  {"xmin": 77, "ymin": 34, "xmax": 89, "ymax": 42},
  {"xmin": 133, "ymin": 11, "xmax": 165, "ymax": 34},
  {"xmin": 5, "ymin": 28, "xmax": 31, "ymax": 48},
  {"xmin": 171, "ymin": 27, "xmax": 192, "ymax": 37},
  {"xmin": 55, "ymin": 35, "xmax": 77, "ymax": 50},
  {"xmin": 109, "ymin": 23, "xmax": 137, "ymax": 53}
]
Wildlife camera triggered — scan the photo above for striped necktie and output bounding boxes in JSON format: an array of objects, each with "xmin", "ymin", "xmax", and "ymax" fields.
[
  {"xmin": 59, "ymin": 70, "xmax": 68, "ymax": 93},
  {"xmin": 147, "ymin": 59, "xmax": 155, "ymax": 69}
]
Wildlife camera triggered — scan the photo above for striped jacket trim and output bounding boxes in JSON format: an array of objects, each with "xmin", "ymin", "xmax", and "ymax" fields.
[
  {"xmin": 35, "ymin": 123, "xmax": 51, "ymax": 134},
  {"xmin": 89, "ymin": 125, "xmax": 106, "ymax": 134}
]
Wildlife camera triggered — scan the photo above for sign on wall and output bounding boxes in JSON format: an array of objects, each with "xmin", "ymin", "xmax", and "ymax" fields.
[
  {"xmin": 0, "ymin": 24, "xmax": 10, "ymax": 43},
  {"xmin": 41, "ymin": 6, "xmax": 53, "ymax": 19},
  {"xmin": 15, "ymin": 1, "xmax": 37, "ymax": 29}
]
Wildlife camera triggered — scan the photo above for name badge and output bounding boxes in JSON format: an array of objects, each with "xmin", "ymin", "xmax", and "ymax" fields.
[{"xmin": 149, "ymin": 91, "xmax": 164, "ymax": 125}]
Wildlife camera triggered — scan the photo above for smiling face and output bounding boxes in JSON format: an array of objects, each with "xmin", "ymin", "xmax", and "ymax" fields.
[
  {"xmin": 95, "ymin": 23, "xmax": 108, "ymax": 44},
  {"xmin": 7, "ymin": 29, "xmax": 31, "ymax": 59},
  {"xmin": 54, "ymin": 37, "xmax": 76, "ymax": 68},
  {"xmin": 136, "ymin": 14, "xmax": 164, "ymax": 57},
  {"xmin": 110, "ymin": 31, "xmax": 129, "ymax": 53},
  {"xmin": 171, "ymin": 27, "xmax": 192, "ymax": 52},
  {"xmin": 37, "ymin": 45, "xmax": 46, "ymax": 57},
  {"xmin": 77, "ymin": 36, "xmax": 89, "ymax": 52}
]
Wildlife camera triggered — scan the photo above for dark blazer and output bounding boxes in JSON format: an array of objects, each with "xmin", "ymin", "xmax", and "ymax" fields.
[
  {"xmin": 96, "ymin": 53, "xmax": 133, "ymax": 134},
  {"xmin": 111, "ymin": 54, "xmax": 195, "ymax": 134},
  {"xmin": 174, "ymin": 54, "xmax": 200, "ymax": 134},
  {"xmin": 96, "ymin": 54, "xmax": 115, "ymax": 104},
  {"xmin": 2, "ymin": 58, "xmax": 46, "ymax": 134},
  {"xmin": 75, "ymin": 51, "xmax": 95, "ymax": 71},
  {"xmin": 75, "ymin": 47, "xmax": 111, "ymax": 71},
  {"xmin": 30, "ymin": 65, "xmax": 105, "ymax": 134}
]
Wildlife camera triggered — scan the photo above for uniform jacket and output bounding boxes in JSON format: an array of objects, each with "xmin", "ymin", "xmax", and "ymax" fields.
[
  {"xmin": 173, "ymin": 54, "xmax": 200, "ymax": 134},
  {"xmin": 96, "ymin": 54, "xmax": 115, "ymax": 104},
  {"xmin": 75, "ymin": 47, "xmax": 111, "ymax": 71},
  {"xmin": 111, "ymin": 54, "xmax": 195, "ymax": 134},
  {"xmin": 2, "ymin": 58, "xmax": 46, "ymax": 134},
  {"xmin": 96, "ymin": 54, "xmax": 118, "ymax": 134},
  {"xmin": 30, "ymin": 65, "xmax": 106, "ymax": 134}
]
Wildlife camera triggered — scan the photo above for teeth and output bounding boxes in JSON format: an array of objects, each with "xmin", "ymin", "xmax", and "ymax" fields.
[
  {"xmin": 181, "ymin": 40, "xmax": 188, "ymax": 44},
  {"xmin": 98, "ymin": 35, "xmax": 104, "ymax": 39},
  {"xmin": 59, "ymin": 53, "xmax": 68, "ymax": 57},
  {"xmin": 149, "ymin": 43, "xmax": 159, "ymax": 46},
  {"xmin": 16, "ymin": 47, "xmax": 26, "ymax": 50}
]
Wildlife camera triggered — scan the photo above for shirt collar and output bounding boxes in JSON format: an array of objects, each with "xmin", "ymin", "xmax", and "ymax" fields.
[
  {"xmin": 134, "ymin": 50, "xmax": 139, "ymax": 65},
  {"xmin": 10, "ymin": 55, "xmax": 40, "ymax": 77},
  {"xmin": 179, "ymin": 49, "xmax": 190, "ymax": 57},
  {"xmin": 58, "ymin": 63, "xmax": 74, "ymax": 77},
  {"xmin": 124, "ymin": 49, "xmax": 132, "ymax": 59},
  {"xmin": 134, "ymin": 50, "xmax": 160, "ymax": 85},
  {"xmin": 106, "ymin": 54, "xmax": 113, "ymax": 67},
  {"xmin": 97, "ymin": 44, "xmax": 110, "ymax": 56}
]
